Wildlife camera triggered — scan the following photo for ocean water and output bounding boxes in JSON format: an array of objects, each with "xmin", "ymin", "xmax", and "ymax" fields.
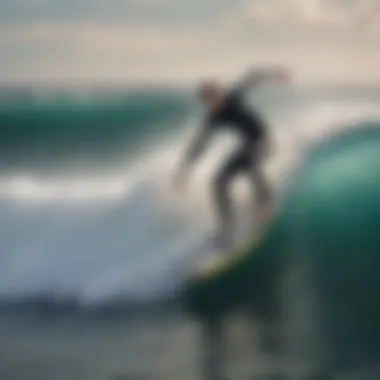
[{"xmin": 1, "ymin": 84, "xmax": 380, "ymax": 380}]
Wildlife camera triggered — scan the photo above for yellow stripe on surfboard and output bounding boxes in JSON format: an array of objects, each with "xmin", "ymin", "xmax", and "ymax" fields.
[{"xmin": 194, "ymin": 218, "xmax": 274, "ymax": 278}]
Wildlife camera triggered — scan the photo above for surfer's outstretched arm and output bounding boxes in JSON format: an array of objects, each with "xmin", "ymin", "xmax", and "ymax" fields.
[{"xmin": 230, "ymin": 66, "xmax": 290, "ymax": 99}]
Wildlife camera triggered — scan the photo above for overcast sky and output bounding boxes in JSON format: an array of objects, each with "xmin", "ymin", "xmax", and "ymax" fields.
[{"xmin": 0, "ymin": 0, "xmax": 379, "ymax": 84}]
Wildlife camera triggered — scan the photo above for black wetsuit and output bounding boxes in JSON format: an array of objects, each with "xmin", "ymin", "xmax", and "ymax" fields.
[
  {"xmin": 188, "ymin": 87, "xmax": 270, "ymax": 245},
  {"xmin": 205, "ymin": 88, "xmax": 267, "ymax": 174},
  {"xmin": 184, "ymin": 83, "xmax": 271, "ymax": 247},
  {"xmin": 208, "ymin": 89, "xmax": 266, "ymax": 142},
  {"xmin": 207, "ymin": 90, "xmax": 270, "ymax": 233}
]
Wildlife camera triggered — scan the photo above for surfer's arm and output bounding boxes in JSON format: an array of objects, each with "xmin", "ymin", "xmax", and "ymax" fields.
[
  {"xmin": 181, "ymin": 120, "xmax": 213, "ymax": 172},
  {"xmin": 173, "ymin": 121, "xmax": 213, "ymax": 189},
  {"xmin": 230, "ymin": 66, "xmax": 290, "ymax": 99}
]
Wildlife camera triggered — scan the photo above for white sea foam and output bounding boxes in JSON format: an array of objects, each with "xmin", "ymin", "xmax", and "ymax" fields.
[{"xmin": 0, "ymin": 88, "xmax": 379, "ymax": 307}]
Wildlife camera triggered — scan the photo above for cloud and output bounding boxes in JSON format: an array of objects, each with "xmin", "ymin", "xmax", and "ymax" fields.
[
  {"xmin": 0, "ymin": 0, "xmax": 237, "ymax": 28},
  {"xmin": 0, "ymin": 22, "xmax": 211, "ymax": 82},
  {"xmin": 0, "ymin": 0, "xmax": 379, "ymax": 83},
  {"xmin": 131, "ymin": 0, "xmax": 169, "ymax": 9},
  {"xmin": 0, "ymin": 22, "xmax": 200, "ymax": 54},
  {"xmin": 226, "ymin": 0, "xmax": 379, "ymax": 28}
]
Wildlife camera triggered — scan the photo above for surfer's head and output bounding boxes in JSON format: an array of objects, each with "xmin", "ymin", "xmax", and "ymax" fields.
[{"xmin": 198, "ymin": 80, "xmax": 223, "ymax": 109}]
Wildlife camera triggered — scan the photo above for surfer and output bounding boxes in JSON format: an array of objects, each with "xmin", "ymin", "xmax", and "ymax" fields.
[{"xmin": 173, "ymin": 66, "xmax": 290, "ymax": 249}]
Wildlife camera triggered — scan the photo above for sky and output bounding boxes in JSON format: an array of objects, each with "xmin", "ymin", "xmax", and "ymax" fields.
[{"xmin": 0, "ymin": 0, "xmax": 379, "ymax": 84}]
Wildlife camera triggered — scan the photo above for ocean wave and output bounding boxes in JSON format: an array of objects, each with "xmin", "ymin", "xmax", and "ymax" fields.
[
  {"xmin": 0, "ymin": 89, "xmax": 192, "ymax": 164},
  {"xmin": 0, "ymin": 86, "xmax": 379, "ymax": 311}
]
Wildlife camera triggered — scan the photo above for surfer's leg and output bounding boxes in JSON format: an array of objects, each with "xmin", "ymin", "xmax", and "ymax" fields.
[
  {"xmin": 213, "ymin": 150, "xmax": 247, "ymax": 248},
  {"xmin": 251, "ymin": 166, "xmax": 271, "ymax": 204},
  {"xmin": 249, "ymin": 142, "xmax": 272, "ymax": 220}
]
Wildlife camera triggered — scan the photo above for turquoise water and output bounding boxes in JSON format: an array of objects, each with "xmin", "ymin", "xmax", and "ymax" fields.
[
  {"xmin": 0, "ymin": 85, "xmax": 379, "ymax": 308},
  {"xmin": 0, "ymin": 85, "xmax": 380, "ymax": 379},
  {"xmin": 0, "ymin": 89, "xmax": 193, "ymax": 173},
  {"xmin": 184, "ymin": 122, "xmax": 380, "ymax": 379}
]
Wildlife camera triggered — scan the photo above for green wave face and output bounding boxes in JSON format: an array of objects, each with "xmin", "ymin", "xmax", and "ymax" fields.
[
  {"xmin": 0, "ymin": 90, "xmax": 191, "ymax": 149},
  {"xmin": 0, "ymin": 89, "xmax": 192, "ymax": 173},
  {"xmin": 184, "ymin": 121, "xmax": 380, "ymax": 348}
]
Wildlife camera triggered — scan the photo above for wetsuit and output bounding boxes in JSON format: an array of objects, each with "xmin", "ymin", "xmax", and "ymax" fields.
[
  {"xmin": 184, "ymin": 82, "xmax": 271, "ymax": 246},
  {"xmin": 205, "ymin": 86, "xmax": 268, "ymax": 176}
]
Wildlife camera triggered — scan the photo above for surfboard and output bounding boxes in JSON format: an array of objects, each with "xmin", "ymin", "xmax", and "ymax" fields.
[
  {"xmin": 183, "ymin": 212, "xmax": 279, "ymax": 318},
  {"xmin": 193, "ymin": 214, "xmax": 273, "ymax": 279}
]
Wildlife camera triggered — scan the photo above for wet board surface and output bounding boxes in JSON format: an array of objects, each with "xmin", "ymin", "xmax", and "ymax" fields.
[{"xmin": 194, "ymin": 202, "xmax": 275, "ymax": 277}]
